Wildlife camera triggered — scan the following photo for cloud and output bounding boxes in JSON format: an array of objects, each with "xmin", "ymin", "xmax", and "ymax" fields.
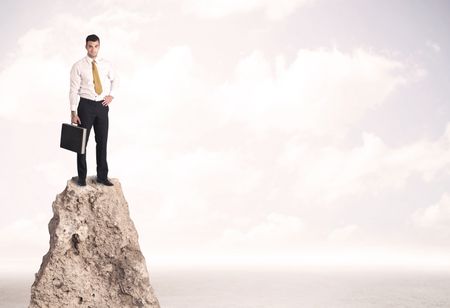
[
  {"xmin": 181, "ymin": 0, "xmax": 315, "ymax": 20},
  {"xmin": 0, "ymin": 214, "xmax": 49, "ymax": 258},
  {"xmin": 328, "ymin": 224, "xmax": 359, "ymax": 242},
  {"xmin": 211, "ymin": 212, "xmax": 304, "ymax": 253},
  {"xmin": 212, "ymin": 48, "xmax": 407, "ymax": 138},
  {"xmin": 106, "ymin": 45, "xmax": 427, "ymax": 239},
  {"xmin": 413, "ymin": 193, "xmax": 450, "ymax": 229},
  {"xmin": 426, "ymin": 40, "xmax": 441, "ymax": 53},
  {"xmin": 289, "ymin": 124, "xmax": 450, "ymax": 203}
]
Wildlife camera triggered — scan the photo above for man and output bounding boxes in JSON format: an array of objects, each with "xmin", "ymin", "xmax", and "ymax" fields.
[{"xmin": 69, "ymin": 34, "xmax": 118, "ymax": 186}]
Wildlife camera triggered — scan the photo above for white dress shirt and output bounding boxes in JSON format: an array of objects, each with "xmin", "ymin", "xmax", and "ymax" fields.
[{"xmin": 69, "ymin": 56, "xmax": 119, "ymax": 111}]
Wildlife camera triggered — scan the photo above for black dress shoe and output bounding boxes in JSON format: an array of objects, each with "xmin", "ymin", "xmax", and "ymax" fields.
[
  {"xmin": 97, "ymin": 178, "xmax": 114, "ymax": 186},
  {"xmin": 72, "ymin": 176, "xmax": 86, "ymax": 186}
]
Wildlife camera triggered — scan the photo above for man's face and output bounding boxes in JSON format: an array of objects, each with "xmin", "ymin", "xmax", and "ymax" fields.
[{"xmin": 85, "ymin": 40, "xmax": 100, "ymax": 58}]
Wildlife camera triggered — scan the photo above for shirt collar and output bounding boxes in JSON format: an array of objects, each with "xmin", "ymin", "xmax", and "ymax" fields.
[{"xmin": 85, "ymin": 55, "xmax": 102, "ymax": 63}]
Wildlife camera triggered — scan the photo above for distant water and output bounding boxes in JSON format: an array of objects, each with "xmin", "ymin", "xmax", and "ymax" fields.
[{"xmin": 2, "ymin": 269, "xmax": 450, "ymax": 307}]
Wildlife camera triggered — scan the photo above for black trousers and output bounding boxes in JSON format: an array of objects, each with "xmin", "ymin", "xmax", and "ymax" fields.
[{"xmin": 77, "ymin": 97, "xmax": 109, "ymax": 181}]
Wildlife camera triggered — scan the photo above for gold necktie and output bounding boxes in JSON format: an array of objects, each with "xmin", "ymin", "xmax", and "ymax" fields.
[{"xmin": 92, "ymin": 60, "xmax": 103, "ymax": 95}]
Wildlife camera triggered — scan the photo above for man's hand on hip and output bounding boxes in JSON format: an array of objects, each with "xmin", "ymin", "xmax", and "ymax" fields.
[{"xmin": 102, "ymin": 95, "xmax": 113, "ymax": 106}]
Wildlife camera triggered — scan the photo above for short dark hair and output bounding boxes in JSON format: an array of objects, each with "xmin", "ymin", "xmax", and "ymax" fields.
[{"xmin": 86, "ymin": 34, "xmax": 100, "ymax": 44}]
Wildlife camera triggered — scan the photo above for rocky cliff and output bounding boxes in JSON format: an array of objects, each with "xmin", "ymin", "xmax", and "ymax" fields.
[{"xmin": 29, "ymin": 177, "xmax": 160, "ymax": 308}]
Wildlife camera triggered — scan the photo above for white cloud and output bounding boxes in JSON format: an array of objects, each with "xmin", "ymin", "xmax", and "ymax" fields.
[
  {"xmin": 426, "ymin": 40, "xmax": 441, "ymax": 53},
  {"xmin": 328, "ymin": 224, "xmax": 359, "ymax": 242},
  {"xmin": 213, "ymin": 48, "xmax": 407, "ymax": 137},
  {"xmin": 413, "ymin": 193, "xmax": 450, "ymax": 229},
  {"xmin": 0, "ymin": 214, "xmax": 49, "ymax": 258},
  {"xmin": 289, "ymin": 124, "xmax": 450, "ymax": 203},
  {"xmin": 212, "ymin": 212, "xmax": 304, "ymax": 253},
  {"xmin": 181, "ymin": 0, "xmax": 315, "ymax": 20},
  {"xmin": 114, "ymin": 46, "xmax": 414, "ymax": 241}
]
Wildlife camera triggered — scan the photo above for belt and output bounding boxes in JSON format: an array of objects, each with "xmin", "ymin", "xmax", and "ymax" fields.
[{"xmin": 80, "ymin": 97, "xmax": 104, "ymax": 103}]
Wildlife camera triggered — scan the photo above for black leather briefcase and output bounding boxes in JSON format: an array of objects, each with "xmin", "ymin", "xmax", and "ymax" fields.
[{"xmin": 60, "ymin": 123, "xmax": 87, "ymax": 154}]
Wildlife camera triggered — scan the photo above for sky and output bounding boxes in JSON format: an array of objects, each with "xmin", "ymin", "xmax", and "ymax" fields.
[{"xmin": 0, "ymin": 0, "xmax": 450, "ymax": 273}]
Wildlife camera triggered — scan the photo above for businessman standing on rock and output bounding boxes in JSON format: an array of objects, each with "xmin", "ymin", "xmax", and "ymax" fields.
[{"xmin": 69, "ymin": 34, "xmax": 118, "ymax": 187}]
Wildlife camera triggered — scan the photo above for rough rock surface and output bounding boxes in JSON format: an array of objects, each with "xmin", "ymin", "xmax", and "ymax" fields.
[{"xmin": 29, "ymin": 177, "xmax": 160, "ymax": 308}]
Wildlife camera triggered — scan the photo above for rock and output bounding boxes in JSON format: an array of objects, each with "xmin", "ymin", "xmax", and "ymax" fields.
[{"xmin": 29, "ymin": 177, "xmax": 160, "ymax": 308}]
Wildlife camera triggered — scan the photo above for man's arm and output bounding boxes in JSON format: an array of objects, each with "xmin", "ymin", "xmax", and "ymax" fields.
[
  {"xmin": 108, "ymin": 62, "xmax": 119, "ymax": 98},
  {"xmin": 69, "ymin": 63, "xmax": 81, "ymax": 124},
  {"xmin": 102, "ymin": 63, "xmax": 119, "ymax": 106}
]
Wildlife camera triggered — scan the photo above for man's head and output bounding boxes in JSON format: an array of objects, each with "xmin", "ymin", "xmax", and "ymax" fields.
[{"xmin": 85, "ymin": 34, "xmax": 100, "ymax": 59}]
